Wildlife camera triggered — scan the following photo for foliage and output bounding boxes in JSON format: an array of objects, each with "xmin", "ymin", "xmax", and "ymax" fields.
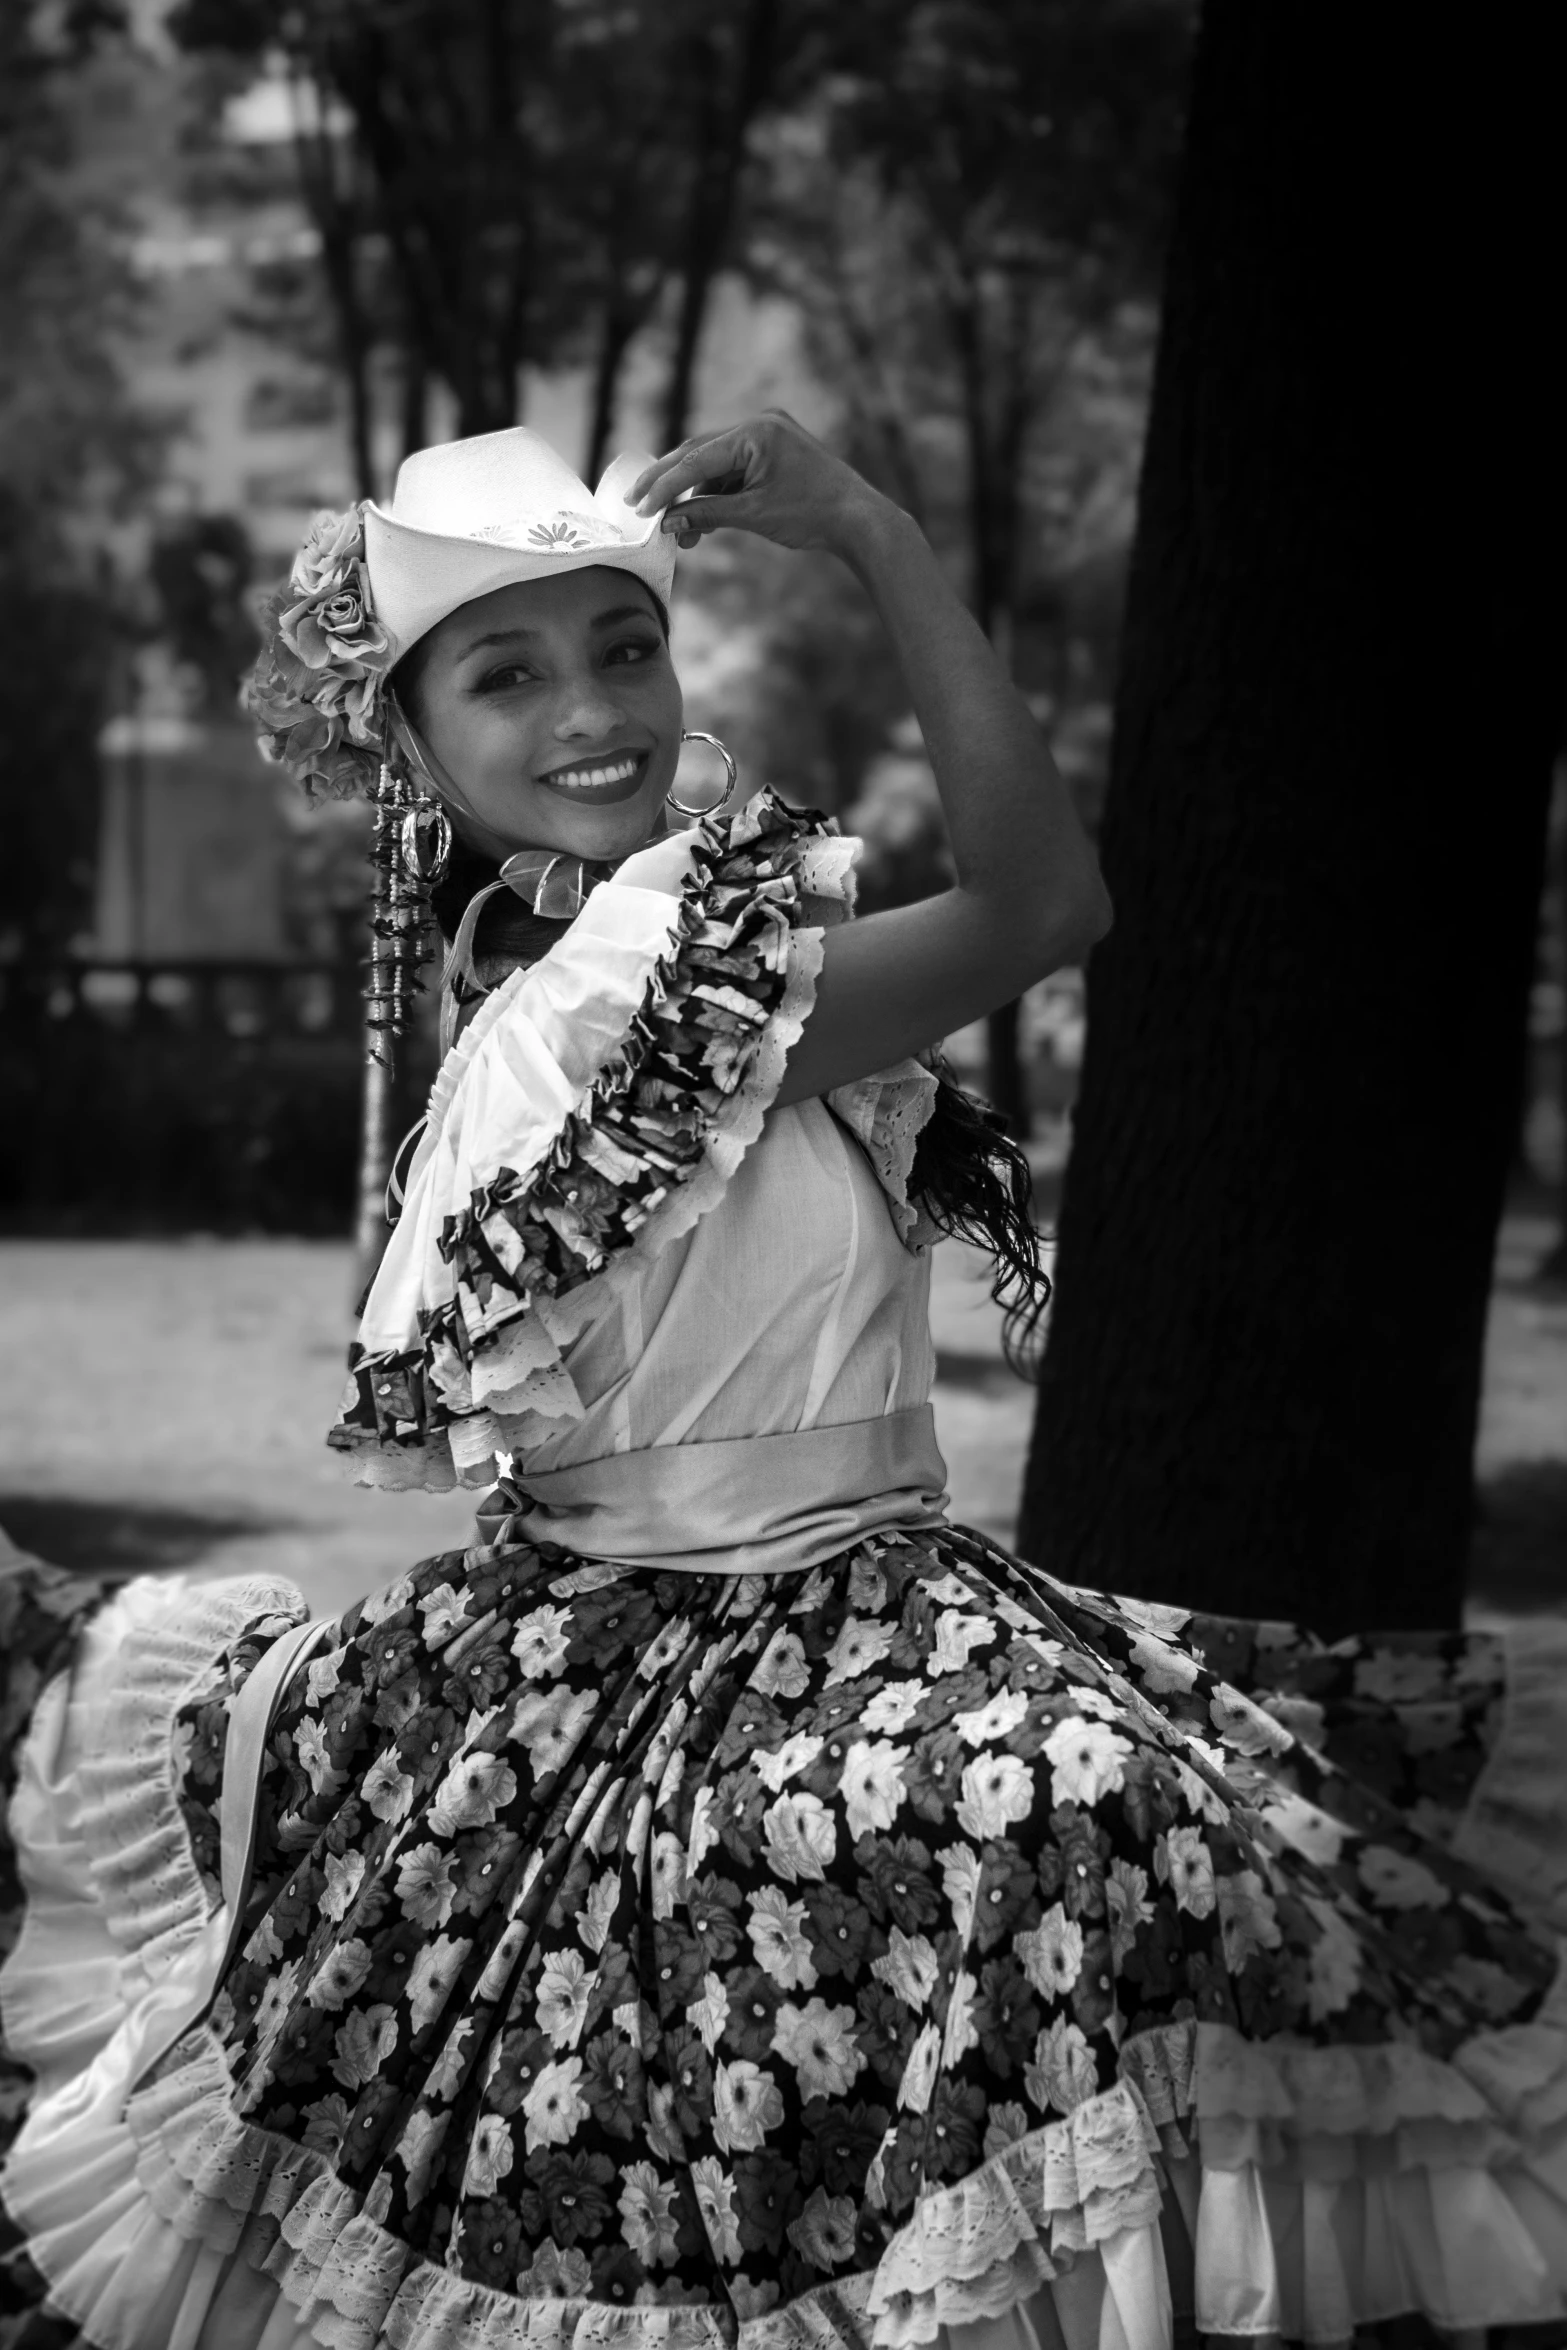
[
  {"xmin": 0, "ymin": 5, "xmax": 161, "ymax": 955},
  {"xmin": 150, "ymin": 514, "xmax": 257, "ymax": 706},
  {"xmin": 754, "ymin": 0, "xmax": 1186, "ymax": 627},
  {"xmin": 0, "ymin": 505, "xmax": 118, "ymax": 957},
  {"xmin": 169, "ymin": 0, "xmax": 834, "ymax": 473}
]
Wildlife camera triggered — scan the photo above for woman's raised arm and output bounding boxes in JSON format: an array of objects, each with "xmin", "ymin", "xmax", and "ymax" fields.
[{"xmin": 628, "ymin": 413, "xmax": 1111, "ymax": 1105}]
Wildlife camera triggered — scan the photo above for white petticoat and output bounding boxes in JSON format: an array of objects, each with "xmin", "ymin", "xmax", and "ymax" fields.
[{"xmin": 5, "ymin": 1581, "xmax": 1567, "ymax": 2350}]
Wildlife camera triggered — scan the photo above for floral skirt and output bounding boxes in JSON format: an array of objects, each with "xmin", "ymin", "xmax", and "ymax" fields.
[{"xmin": 3, "ymin": 1517, "xmax": 1567, "ymax": 2350}]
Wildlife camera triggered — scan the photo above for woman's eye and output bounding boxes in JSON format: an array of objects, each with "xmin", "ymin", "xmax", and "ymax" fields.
[
  {"xmin": 604, "ymin": 637, "xmax": 659, "ymax": 667},
  {"xmin": 477, "ymin": 664, "xmax": 534, "ymax": 691}
]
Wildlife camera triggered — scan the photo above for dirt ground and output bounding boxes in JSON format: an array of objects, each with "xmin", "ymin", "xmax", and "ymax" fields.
[{"xmin": 2, "ymin": 1211, "xmax": 1562, "ymax": 1627}]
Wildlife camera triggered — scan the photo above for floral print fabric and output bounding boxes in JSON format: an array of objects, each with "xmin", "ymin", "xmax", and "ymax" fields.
[{"xmin": 155, "ymin": 1524, "xmax": 1553, "ymax": 2335}]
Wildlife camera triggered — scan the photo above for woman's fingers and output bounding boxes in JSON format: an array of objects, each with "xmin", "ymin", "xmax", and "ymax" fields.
[
  {"xmin": 624, "ymin": 440, "xmax": 698, "ymax": 508},
  {"xmin": 627, "ymin": 427, "xmax": 755, "ymax": 515},
  {"xmin": 659, "ymin": 490, "xmax": 761, "ymax": 545}
]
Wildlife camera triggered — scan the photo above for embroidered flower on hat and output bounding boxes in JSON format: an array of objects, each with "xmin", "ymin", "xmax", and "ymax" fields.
[{"xmin": 467, "ymin": 510, "xmax": 624, "ymax": 551}]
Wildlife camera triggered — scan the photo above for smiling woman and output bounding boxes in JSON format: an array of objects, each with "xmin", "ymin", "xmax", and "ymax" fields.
[
  {"xmin": 391, "ymin": 572, "xmax": 683, "ymax": 861},
  {"xmin": 5, "ymin": 419, "xmax": 1567, "ymax": 2350}
]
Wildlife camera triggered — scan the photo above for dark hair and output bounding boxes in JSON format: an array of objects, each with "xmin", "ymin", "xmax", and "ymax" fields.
[{"xmin": 910, "ymin": 1063, "xmax": 1052, "ymax": 1376}]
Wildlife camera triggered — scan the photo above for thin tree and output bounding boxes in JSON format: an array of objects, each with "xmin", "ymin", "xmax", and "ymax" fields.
[
  {"xmin": 657, "ymin": 0, "xmax": 783, "ymax": 450},
  {"xmin": 1018, "ymin": 0, "xmax": 1567, "ymax": 1633}
]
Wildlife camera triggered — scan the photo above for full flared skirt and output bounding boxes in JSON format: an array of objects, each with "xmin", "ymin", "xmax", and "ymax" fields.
[{"xmin": 3, "ymin": 1517, "xmax": 1567, "ymax": 2350}]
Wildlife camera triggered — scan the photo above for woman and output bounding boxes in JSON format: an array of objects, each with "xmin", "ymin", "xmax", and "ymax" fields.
[{"xmin": 3, "ymin": 413, "xmax": 1566, "ymax": 2350}]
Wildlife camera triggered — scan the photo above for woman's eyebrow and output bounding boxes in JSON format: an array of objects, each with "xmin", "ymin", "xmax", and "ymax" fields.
[{"xmin": 459, "ymin": 605, "xmax": 654, "ymax": 659}]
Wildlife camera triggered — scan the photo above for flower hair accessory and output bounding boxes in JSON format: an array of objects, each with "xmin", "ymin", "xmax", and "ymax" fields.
[{"xmin": 244, "ymin": 504, "xmax": 396, "ymax": 800}]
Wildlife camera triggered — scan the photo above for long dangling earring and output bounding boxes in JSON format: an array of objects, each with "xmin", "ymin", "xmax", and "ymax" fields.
[
  {"xmin": 364, "ymin": 758, "xmax": 451, "ymax": 1067},
  {"xmin": 356, "ymin": 755, "xmax": 453, "ymax": 1275},
  {"xmin": 667, "ymin": 730, "xmax": 739, "ymax": 819}
]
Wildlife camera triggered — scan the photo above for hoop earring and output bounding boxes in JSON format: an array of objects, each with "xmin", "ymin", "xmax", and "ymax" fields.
[
  {"xmin": 668, "ymin": 730, "xmax": 738, "ymax": 819},
  {"xmin": 400, "ymin": 793, "xmax": 452, "ymax": 884}
]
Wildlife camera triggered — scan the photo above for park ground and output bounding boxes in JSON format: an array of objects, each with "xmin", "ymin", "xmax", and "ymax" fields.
[{"xmin": 2, "ymin": 1208, "xmax": 1563, "ymax": 1627}]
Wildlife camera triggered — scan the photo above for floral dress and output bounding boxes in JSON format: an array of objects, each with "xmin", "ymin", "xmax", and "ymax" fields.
[{"xmin": 3, "ymin": 798, "xmax": 1567, "ymax": 2350}]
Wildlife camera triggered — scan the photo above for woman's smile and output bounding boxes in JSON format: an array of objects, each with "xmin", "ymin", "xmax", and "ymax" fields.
[{"xmin": 534, "ymin": 746, "xmax": 651, "ymax": 803}]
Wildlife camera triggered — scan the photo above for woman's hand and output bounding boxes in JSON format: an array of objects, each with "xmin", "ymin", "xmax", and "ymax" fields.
[{"xmin": 625, "ymin": 412, "xmax": 890, "ymax": 556}]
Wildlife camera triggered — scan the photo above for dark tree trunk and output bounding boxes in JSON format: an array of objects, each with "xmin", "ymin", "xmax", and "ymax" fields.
[
  {"xmin": 986, "ymin": 1000, "xmax": 1028, "ymax": 1136},
  {"xmin": 950, "ymin": 267, "xmax": 1033, "ymax": 1134},
  {"xmin": 658, "ymin": 0, "xmax": 778, "ymax": 451},
  {"xmin": 336, "ymin": 287, "xmax": 377, "ymax": 502},
  {"xmin": 1544, "ymin": 784, "xmax": 1567, "ymax": 1284},
  {"xmin": 1016, "ymin": 1, "xmax": 1567, "ymax": 1634},
  {"xmin": 585, "ymin": 303, "xmax": 640, "ymax": 485},
  {"xmin": 293, "ymin": 97, "xmax": 377, "ymax": 501},
  {"xmin": 400, "ymin": 339, "xmax": 429, "ymax": 462}
]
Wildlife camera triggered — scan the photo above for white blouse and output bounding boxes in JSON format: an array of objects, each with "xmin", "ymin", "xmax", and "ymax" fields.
[
  {"xmin": 338, "ymin": 803, "xmax": 948, "ymax": 1569},
  {"xmin": 517, "ymin": 1092, "xmax": 936, "ymax": 1469}
]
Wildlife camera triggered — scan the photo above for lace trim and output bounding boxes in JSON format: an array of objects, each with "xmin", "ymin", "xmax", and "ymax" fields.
[
  {"xmin": 826, "ymin": 1059, "xmax": 940, "ymax": 1248},
  {"xmin": 332, "ymin": 795, "xmax": 845, "ymax": 1494},
  {"xmin": 1193, "ymin": 1947, "xmax": 1567, "ymax": 2176},
  {"xmin": 129, "ymin": 2033, "xmax": 729, "ymax": 2350},
  {"xmin": 65, "ymin": 1574, "xmax": 307, "ymax": 1978},
  {"xmin": 127, "ymin": 2033, "xmax": 1159, "ymax": 2350},
  {"xmin": 860, "ymin": 2078, "xmax": 1163, "ymax": 2341},
  {"xmin": 108, "ymin": 1971, "xmax": 1567, "ymax": 2350},
  {"xmin": 793, "ymin": 834, "xmax": 859, "ymax": 925},
  {"xmin": 1115, "ymin": 2018, "xmax": 1195, "ymax": 2139}
]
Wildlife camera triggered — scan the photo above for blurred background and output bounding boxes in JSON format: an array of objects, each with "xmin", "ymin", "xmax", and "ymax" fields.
[{"xmin": 2, "ymin": 0, "xmax": 1563, "ymax": 1630}]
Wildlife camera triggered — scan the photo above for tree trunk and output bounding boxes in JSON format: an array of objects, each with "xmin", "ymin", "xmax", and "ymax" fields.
[
  {"xmin": 291, "ymin": 91, "xmax": 377, "ymax": 501},
  {"xmin": 585, "ymin": 302, "xmax": 639, "ymax": 485},
  {"xmin": 1543, "ymin": 776, "xmax": 1567, "ymax": 1284},
  {"xmin": 949, "ymin": 264, "xmax": 1030, "ymax": 1132},
  {"xmin": 659, "ymin": 45, "xmax": 728, "ymax": 454},
  {"xmin": 658, "ymin": 0, "xmax": 778, "ymax": 451},
  {"xmin": 400, "ymin": 339, "xmax": 429, "ymax": 461},
  {"xmin": 986, "ymin": 1001, "xmax": 1028, "ymax": 1135},
  {"xmin": 1016, "ymin": 0, "xmax": 1567, "ymax": 1634}
]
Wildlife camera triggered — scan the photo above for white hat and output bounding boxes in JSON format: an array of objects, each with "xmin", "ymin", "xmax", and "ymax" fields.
[{"xmin": 363, "ymin": 427, "xmax": 677, "ymax": 659}]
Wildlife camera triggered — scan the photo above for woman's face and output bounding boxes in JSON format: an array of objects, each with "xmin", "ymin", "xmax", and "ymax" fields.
[{"xmin": 403, "ymin": 567, "xmax": 681, "ymax": 862}]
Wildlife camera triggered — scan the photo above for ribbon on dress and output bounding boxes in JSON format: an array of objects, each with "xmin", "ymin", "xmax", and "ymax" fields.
[
  {"xmin": 473, "ymin": 1405, "xmax": 951, "ymax": 1578},
  {"xmin": 440, "ymin": 849, "xmax": 613, "ymax": 1051}
]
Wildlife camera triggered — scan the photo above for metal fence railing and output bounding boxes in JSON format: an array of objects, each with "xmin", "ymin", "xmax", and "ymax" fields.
[{"xmin": 0, "ymin": 957, "xmax": 403, "ymax": 1233}]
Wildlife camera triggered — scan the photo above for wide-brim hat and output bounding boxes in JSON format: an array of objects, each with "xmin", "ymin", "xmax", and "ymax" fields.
[{"xmin": 364, "ymin": 427, "xmax": 677, "ymax": 660}]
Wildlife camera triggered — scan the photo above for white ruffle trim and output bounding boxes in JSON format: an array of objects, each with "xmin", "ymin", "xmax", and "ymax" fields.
[
  {"xmin": 13, "ymin": 1989, "xmax": 1567, "ymax": 2350},
  {"xmin": 7, "ymin": 1571, "xmax": 1567, "ymax": 2350},
  {"xmin": 864, "ymin": 2081, "xmax": 1165, "ymax": 2344},
  {"xmin": 1, "ymin": 1571, "xmax": 307, "ymax": 2036},
  {"xmin": 1452, "ymin": 1615, "xmax": 1567, "ymax": 1932},
  {"xmin": 352, "ymin": 904, "xmax": 833, "ymax": 1496}
]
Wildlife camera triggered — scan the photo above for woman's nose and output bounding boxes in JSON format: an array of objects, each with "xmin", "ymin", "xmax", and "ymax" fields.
[{"xmin": 552, "ymin": 674, "xmax": 626, "ymax": 741}]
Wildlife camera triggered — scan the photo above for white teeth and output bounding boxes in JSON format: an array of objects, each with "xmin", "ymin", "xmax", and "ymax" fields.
[{"xmin": 546, "ymin": 755, "xmax": 640, "ymax": 791}]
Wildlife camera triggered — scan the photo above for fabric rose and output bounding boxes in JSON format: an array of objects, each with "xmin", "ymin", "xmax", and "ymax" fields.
[{"xmin": 242, "ymin": 504, "xmax": 395, "ymax": 800}]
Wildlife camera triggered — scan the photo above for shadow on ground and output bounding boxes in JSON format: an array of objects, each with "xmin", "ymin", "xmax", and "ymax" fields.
[
  {"xmin": 1470, "ymin": 1461, "xmax": 1567, "ymax": 1613},
  {"xmin": 0, "ymin": 1494, "xmax": 279, "ymax": 1575}
]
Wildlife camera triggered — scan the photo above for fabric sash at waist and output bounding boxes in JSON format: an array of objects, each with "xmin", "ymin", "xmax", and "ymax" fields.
[{"xmin": 477, "ymin": 1404, "xmax": 949, "ymax": 1578}]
